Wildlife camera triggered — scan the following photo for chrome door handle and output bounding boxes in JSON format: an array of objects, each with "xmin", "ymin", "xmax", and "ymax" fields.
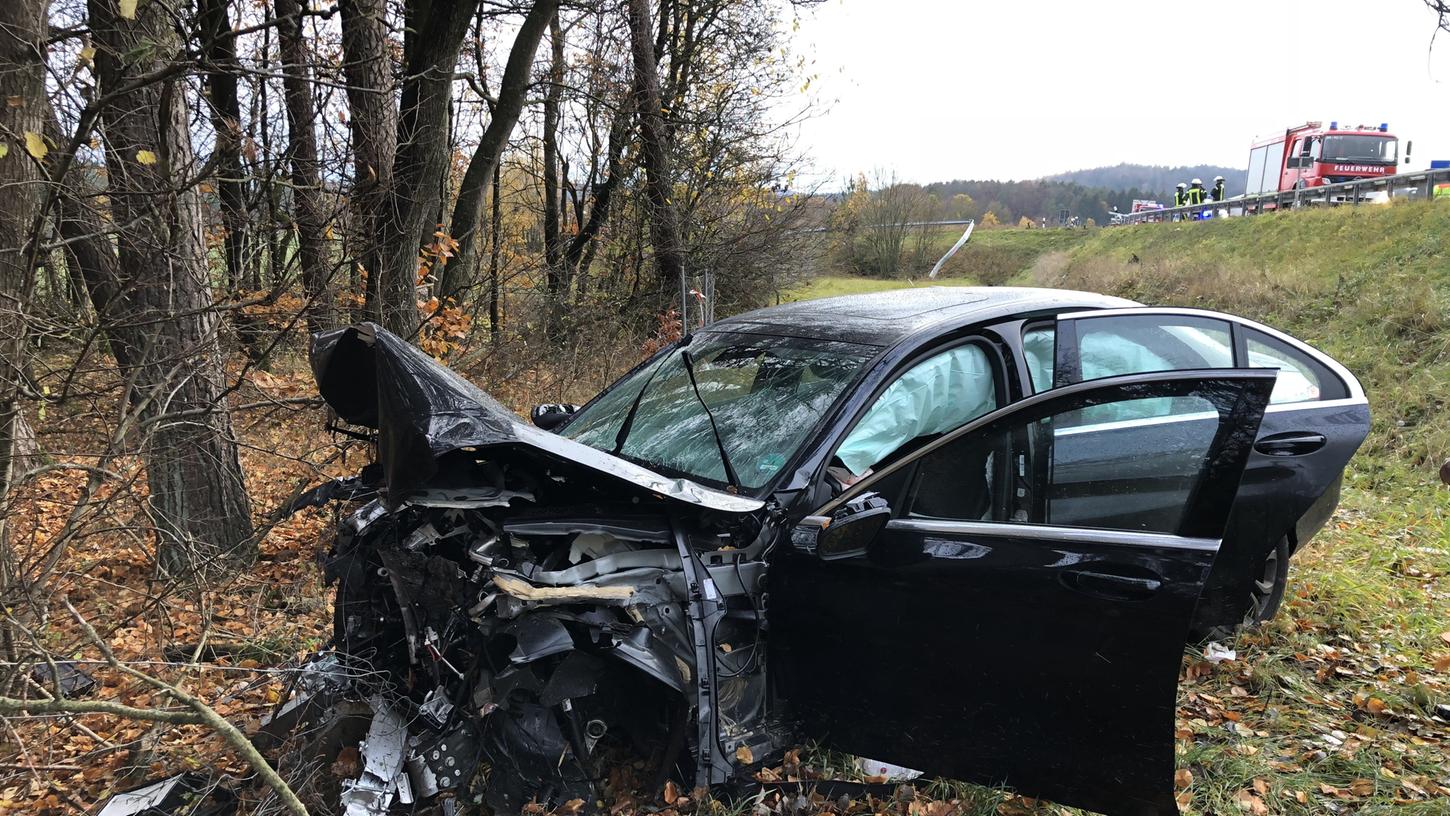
[
  {"xmin": 1062, "ymin": 569, "xmax": 1162, "ymax": 600},
  {"xmin": 1254, "ymin": 431, "xmax": 1327, "ymax": 457}
]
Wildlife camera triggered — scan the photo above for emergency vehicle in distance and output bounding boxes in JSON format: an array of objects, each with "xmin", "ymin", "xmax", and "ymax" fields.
[{"xmin": 1245, "ymin": 121, "xmax": 1402, "ymax": 197}]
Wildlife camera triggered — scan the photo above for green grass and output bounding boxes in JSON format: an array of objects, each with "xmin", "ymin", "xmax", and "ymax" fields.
[
  {"xmin": 929, "ymin": 224, "xmax": 1096, "ymax": 284},
  {"xmin": 782, "ymin": 274, "xmax": 980, "ymax": 301},
  {"xmin": 782, "ymin": 203, "xmax": 1450, "ymax": 814},
  {"xmin": 792, "ymin": 225, "xmax": 1096, "ymax": 301}
]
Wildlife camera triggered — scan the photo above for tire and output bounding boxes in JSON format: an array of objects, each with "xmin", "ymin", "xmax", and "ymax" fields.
[{"xmin": 1243, "ymin": 537, "xmax": 1291, "ymax": 626}]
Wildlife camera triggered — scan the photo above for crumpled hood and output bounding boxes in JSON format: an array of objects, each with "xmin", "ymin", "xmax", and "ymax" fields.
[{"xmin": 310, "ymin": 323, "xmax": 763, "ymax": 514}]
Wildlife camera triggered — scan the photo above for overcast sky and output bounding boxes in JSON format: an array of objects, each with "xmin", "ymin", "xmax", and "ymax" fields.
[{"xmin": 790, "ymin": 0, "xmax": 1450, "ymax": 183}]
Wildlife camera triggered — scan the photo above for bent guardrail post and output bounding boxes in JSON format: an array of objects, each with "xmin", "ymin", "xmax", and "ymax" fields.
[{"xmin": 928, "ymin": 219, "xmax": 975, "ymax": 279}]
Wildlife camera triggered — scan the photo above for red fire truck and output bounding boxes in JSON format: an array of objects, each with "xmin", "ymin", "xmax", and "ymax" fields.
[{"xmin": 1245, "ymin": 121, "xmax": 1401, "ymax": 198}]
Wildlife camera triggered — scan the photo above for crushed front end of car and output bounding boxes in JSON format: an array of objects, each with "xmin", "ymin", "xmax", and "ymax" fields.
[{"xmin": 278, "ymin": 325, "xmax": 786, "ymax": 814}]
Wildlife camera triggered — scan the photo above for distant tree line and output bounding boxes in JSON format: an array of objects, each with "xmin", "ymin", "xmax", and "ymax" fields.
[
  {"xmin": 825, "ymin": 170, "xmax": 1143, "ymax": 278},
  {"xmin": 914, "ymin": 162, "xmax": 1247, "ymax": 227},
  {"xmin": 919, "ymin": 178, "xmax": 1155, "ymax": 228},
  {"xmin": 1044, "ymin": 163, "xmax": 1245, "ymax": 199}
]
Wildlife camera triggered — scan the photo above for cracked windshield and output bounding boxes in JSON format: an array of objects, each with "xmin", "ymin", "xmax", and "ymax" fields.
[{"xmin": 562, "ymin": 334, "xmax": 875, "ymax": 488}]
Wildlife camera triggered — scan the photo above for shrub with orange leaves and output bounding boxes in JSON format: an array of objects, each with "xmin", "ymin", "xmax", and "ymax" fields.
[
  {"xmin": 418, "ymin": 296, "xmax": 472, "ymax": 359},
  {"xmin": 416, "ymin": 229, "xmax": 461, "ymax": 287},
  {"xmin": 641, "ymin": 309, "xmax": 683, "ymax": 356}
]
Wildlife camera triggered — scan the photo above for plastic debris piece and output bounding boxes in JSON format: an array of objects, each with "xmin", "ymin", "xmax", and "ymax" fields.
[
  {"xmin": 1204, "ymin": 642, "xmax": 1237, "ymax": 664},
  {"xmin": 853, "ymin": 756, "xmax": 923, "ymax": 782},
  {"xmin": 29, "ymin": 661, "xmax": 97, "ymax": 698},
  {"xmin": 95, "ymin": 774, "xmax": 236, "ymax": 816},
  {"xmin": 340, "ymin": 696, "xmax": 409, "ymax": 816}
]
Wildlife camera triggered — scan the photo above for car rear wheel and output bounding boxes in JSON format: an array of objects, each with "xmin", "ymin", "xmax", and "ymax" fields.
[{"xmin": 1244, "ymin": 537, "xmax": 1291, "ymax": 626}]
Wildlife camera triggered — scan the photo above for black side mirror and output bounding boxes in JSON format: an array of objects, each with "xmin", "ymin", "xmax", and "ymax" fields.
[
  {"xmin": 530, "ymin": 403, "xmax": 579, "ymax": 431},
  {"xmin": 792, "ymin": 493, "xmax": 891, "ymax": 560}
]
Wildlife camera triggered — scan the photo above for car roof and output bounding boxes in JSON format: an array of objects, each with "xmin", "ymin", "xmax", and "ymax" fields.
[{"xmin": 713, "ymin": 286, "xmax": 1141, "ymax": 345}]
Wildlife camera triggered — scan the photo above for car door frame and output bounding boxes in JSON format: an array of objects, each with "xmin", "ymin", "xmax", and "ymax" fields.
[
  {"xmin": 1041, "ymin": 306, "xmax": 1370, "ymax": 629},
  {"xmin": 770, "ymin": 369, "xmax": 1276, "ymax": 816},
  {"xmin": 784, "ymin": 326, "xmax": 1020, "ymax": 510},
  {"xmin": 1047, "ymin": 307, "xmax": 1363, "ymax": 403}
]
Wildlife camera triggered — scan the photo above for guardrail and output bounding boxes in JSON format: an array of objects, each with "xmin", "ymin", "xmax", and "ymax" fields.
[
  {"xmin": 794, "ymin": 219, "xmax": 976, "ymax": 234},
  {"xmin": 1114, "ymin": 167, "xmax": 1450, "ymax": 224}
]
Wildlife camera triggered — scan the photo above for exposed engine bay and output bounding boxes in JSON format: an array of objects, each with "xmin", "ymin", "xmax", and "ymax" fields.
[{"xmin": 276, "ymin": 324, "xmax": 789, "ymax": 814}]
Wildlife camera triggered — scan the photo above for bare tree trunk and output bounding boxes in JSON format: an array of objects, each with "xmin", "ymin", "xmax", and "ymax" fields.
[
  {"xmin": 54, "ymin": 184, "xmax": 131, "ymax": 371},
  {"xmin": 541, "ymin": 12, "xmax": 565, "ymax": 339},
  {"xmin": 0, "ymin": 0, "xmax": 46, "ymax": 608},
  {"xmin": 339, "ymin": 0, "xmax": 396, "ymax": 321},
  {"xmin": 42, "ymin": 102, "xmax": 132, "ymax": 368},
  {"xmin": 488, "ymin": 163, "xmax": 502, "ymax": 343},
  {"xmin": 625, "ymin": 0, "xmax": 686, "ymax": 304},
  {"xmin": 275, "ymin": 0, "xmax": 335, "ymax": 335},
  {"xmin": 566, "ymin": 104, "xmax": 632, "ymax": 303},
  {"xmin": 372, "ymin": 0, "xmax": 482, "ymax": 337},
  {"xmin": 435, "ymin": 123, "xmax": 491, "ymax": 305},
  {"xmin": 197, "ymin": 0, "xmax": 249, "ymax": 292},
  {"xmin": 89, "ymin": 0, "xmax": 255, "ymax": 572},
  {"xmin": 436, "ymin": 0, "xmax": 559, "ymax": 304},
  {"xmin": 197, "ymin": 0, "xmax": 272, "ymax": 360}
]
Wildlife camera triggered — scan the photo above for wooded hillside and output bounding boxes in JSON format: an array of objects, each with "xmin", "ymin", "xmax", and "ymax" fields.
[{"xmin": 1045, "ymin": 162, "xmax": 1245, "ymax": 198}]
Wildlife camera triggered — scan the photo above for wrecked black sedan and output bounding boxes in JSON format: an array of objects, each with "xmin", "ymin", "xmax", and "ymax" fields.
[{"xmin": 291, "ymin": 287, "xmax": 1367, "ymax": 816}]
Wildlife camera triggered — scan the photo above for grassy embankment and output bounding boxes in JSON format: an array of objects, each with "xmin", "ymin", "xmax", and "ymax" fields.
[
  {"xmin": 790, "ymin": 203, "xmax": 1450, "ymax": 815},
  {"xmin": 783, "ymin": 227, "xmax": 1095, "ymax": 300}
]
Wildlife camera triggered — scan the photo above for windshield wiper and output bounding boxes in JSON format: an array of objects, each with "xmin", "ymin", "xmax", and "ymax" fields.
[
  {"xmin": 679, "ymin": 348, "xmax": 741, "ymax": 490},
  {"xmin": 611, "ymin": 347, "xmax": 675, "ymax": 456}
]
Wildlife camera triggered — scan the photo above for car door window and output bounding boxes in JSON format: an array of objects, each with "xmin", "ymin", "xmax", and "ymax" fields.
[
  {"xmin": 1243, "ymin": 328, "xmax": 1346, "ymax": 403},
  {"xmin": 1022, "ymin": 325, "xmax": 1055, "ymax": 392},
  {"xmin": 1026, "ymin": 314, "xmax": 1234, "ymax": 424},
  {"xmin": 1070, "ymin": 314, "xmax": 1233, "ymax": 379},
  {"xmin": 909, "ymin": 391, "xmax": 1224, "ymax": 535},
  {"xmin": 1026, "ymin": 317, "xmax": 1235, "ymax": 389},
  {"xmin": 1029, "ymin": 315, "xmax": 1350, "ymax": 408},
  {"xmin": 834, "ymin": 343, "xmax": 998, "ymax": 477}
]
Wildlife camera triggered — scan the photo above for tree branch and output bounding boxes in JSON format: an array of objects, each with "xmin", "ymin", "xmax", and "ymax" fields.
[{"xmin": 63, "ymin": 600, "xmax": 309, "ymax": 816}]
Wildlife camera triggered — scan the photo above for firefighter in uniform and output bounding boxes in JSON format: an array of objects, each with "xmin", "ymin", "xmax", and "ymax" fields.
[
  {"xmin": 1173, "ymin": 182, "xmax": 1188, "ymax": 214},
  {"xmin": 1211, "ymin": 175, "xmax": 1227, "ymax": 202},
  {"xmin": 1188, "ymin": 178, "xmax": 1208, "ymax": 206}
]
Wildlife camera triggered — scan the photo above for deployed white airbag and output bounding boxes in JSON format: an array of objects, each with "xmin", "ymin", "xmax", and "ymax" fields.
[{"xmin": 836, "ymin": 345, "xmax": 996, "ymax": 475}]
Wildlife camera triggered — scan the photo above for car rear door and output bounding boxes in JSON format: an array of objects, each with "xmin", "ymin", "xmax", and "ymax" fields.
[
  {"xmin": 1041, "ymin": 307, "xmax": 1371, "ymax": 628},
  {"xmin": 770, "ymin": 370, "xmax": 1275, "ymax": 816}
]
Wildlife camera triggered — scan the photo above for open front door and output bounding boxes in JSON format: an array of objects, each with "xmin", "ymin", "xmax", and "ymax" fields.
[
  {"xmin": 770, "ymin": 370, "xmax": 1275, "ymax": 816},
  {"xmin": 1045, "ymin": 307, "xmax": 1370, "ymax": 628}
]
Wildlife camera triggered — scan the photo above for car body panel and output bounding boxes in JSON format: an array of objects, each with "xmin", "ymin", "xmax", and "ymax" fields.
[
  {"xmin": 1203, "ymin": 400, "xmax": 1370, "ymax": 623},
  {"xmin": 772, "ymin": 371, "xmax": 1276, "ymax": 816},
  {"xmin": 1045, "ymin": 307, "xmax": 1370, "ymax": 628}
]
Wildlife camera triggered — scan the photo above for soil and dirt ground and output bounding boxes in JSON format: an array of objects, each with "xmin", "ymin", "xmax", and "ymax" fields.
[{"xmin": 4, "ymin": 201, "xmax": 1448, "ymax": 815}]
